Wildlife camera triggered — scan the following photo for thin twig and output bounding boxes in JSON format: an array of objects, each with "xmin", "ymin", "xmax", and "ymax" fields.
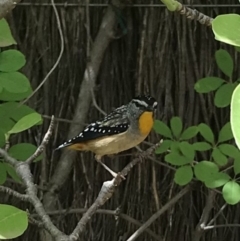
[
  {"xmin": 21, "ymin": 0, "xmax": 64, "ymax": 104},
  {"xmin": 207, "ymin": 203, "xmax": 227, "ymax": 226},
  {"xmin": 204, "ymin": 224, "xmax": 240, "ymax": 230},
  {"xmin": 0, "ymin": 185, "xmax": 29, "ymax": 202},
  {"xmin": 26, "ymin": 116, "xmax": 55, "ymax": 164},
  {"xmin": 126, "ymin": 185, "xmax": 191, "ymax": 241}
]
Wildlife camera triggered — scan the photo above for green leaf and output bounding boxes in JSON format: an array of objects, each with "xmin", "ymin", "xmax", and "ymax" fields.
[
  {"xmin": 194, "ymin": 161, "xmax": 219, "ymax": 182},
  {"xmin": 0, "ymin": 163, "xmax": 7, "ymax": 184},
  {"xmin": 194, "ymin": 77, "xmax": 225, "ymax": 93},
  {"xmin": 0, "ymin": 87, "xmax": 32, "ymax": 101},
  {"xmin": 234, "ymin": 159, "xmax": 240, "ymax": 175},
  {"xmin": 179, "ymin": 141, "xmax": 195, "ymax": 160},
  {"xmin": 212, "ymin": 14, "xmax": 240, "ymax": 47},
  {"xmin": 4, "ymin": 164, "xmax": 21, "ymax": 183},
  {"xmin": 231, "ymin": 84, "xmax": 240, "ymax": 150},
  {"xmin": 205, "ymin": 172, "xmax": 230, "ymax": 188},
  {"xmin": 214, "ymin": 83, "xmax": 237, "ymax": 108},
  {"xmin": 155, "ymin": 140, "xmax": 172, "ymax": 154},
  {"xmin": 215, "ymin": 49, "xmax": 234, "ymax": 77},
  {"xmin": 0, "ymin": 204, "xmax": 28, "ymax": 239},
  {"xmin": 180, "ymin": 126, "xmax": 198, "ymax": 140},
  {"xmin": 192, "ymin": 142, "xmax": 212, "ymax": 151},
  {"xmin": 218, "ymin": 122, "xmax": 233, "ymax": 143},
  {"xmin": 8, "ymin": 143, "xmax": 42, "ymax": 161},
  {"xmin": 218, "ymin": 144, "xmax": 240, "ymax": 160},
  {"xmin": 0, "ymin": 50, "xmax": 26, "ymax": 72},
  {"xmin": 0, "ymin": 110, "xmax": 15, "ymax": 133},
  {"xmin": 174, "ymin": 165, "xmax": 193, "ymax": 186},
  {"xmin": 8, "ymin": 113, "xmax": 42, "ymax": 134},
  {"xmin": 0, "ymin": 102, "xmax": 38, "ymax": 122},
  {"xmin": 0, "ymin": 19, "xmax": 17, "ymax": 47},
  {"xmin": 222, "ymin": 181, "xmax": 240, "ymax": 205},
  {"xmin": 153, "ymin": 120, "xmax": 172, "ymax": 138},
  {"xmin": 165, "ymin": 153, "xmax": 192, "ymax": 166},
  {"xmin": 198, "ymin": 123, "xmax": 214, "ymax": 144},
  {"xmin": 0, "ymin": 130, "xmax": 5, "ymax": 148},
  {"xmin": 170, "ymin": 141, "xmax": 180, "ymax": 152},
  {"xmin": 170, "ymin": 117, "xmax": 182, "ymax": 138},
  {"xmin": 0, "ymin": 72, "xmax": 30, "ymax": 93},
  {"xmin": 212, "ymin": 148, "xmax": 228, "ymax": 166}
]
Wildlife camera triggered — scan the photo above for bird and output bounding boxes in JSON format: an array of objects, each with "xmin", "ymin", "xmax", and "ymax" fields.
[{"xmin": 56, "ymin": 95, "xmax": 158, "ymax": 177}]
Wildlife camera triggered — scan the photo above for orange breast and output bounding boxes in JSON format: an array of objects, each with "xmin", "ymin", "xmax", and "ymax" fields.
[{"xmin": 138, "ymin": 111, "xmax": 154, "ymax": 136}]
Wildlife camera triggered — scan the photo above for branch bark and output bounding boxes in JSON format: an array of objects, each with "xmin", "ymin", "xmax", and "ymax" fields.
[{"xmin": 0, "ymin": 0, "xmax": 21, "ymax": 19}]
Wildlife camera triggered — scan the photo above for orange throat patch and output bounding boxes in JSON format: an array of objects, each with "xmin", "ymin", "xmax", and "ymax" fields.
[{"xmin": 138, "ymin": 111, "xmax": 154, "ymax": 136}]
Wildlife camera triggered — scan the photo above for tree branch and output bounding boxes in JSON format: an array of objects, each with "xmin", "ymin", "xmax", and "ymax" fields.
[
  {"xmin": 0, "ymin": 119, "xmax": 68, "ymax": 241},
  {"xmin": 0, "ymin": 0, "xmax": 21, "ymax": 19},
  {"xmin": 0, "ymin": 185, "xmax": 29, "ymax": 202},
  {"xmin": 69, "ymin": 143, "xmax": 160, "ymax": 241},
  {"xmin": 160, "ymin": 0, "xmax": 213, "ymax": 26}
]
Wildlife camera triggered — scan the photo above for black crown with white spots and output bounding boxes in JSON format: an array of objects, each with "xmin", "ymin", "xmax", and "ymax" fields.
[{"xmin": 56, "ymin": 95, "xmax": 157, "ymax": 150}]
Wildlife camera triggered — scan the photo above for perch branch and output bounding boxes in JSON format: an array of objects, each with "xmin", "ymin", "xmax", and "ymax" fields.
[
  {"xmin": 69, "ymin": 143, "xmax": 160, "ymax": 241},
  {"xmin": 26, "ymin": 116, "xmax": 55, "ymax": 164}
]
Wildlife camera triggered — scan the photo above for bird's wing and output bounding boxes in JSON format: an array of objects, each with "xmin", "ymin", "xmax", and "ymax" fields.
[{"xmin": 55, "ymin": 105, "xmax": 130, "ymax": 150}]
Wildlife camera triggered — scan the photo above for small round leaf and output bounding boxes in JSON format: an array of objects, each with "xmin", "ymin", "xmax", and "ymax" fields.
[
  {"xmin": 165, "ymin": 153, "xmax": 191, "ymax": 166},
  {"xmin": 194, "ymin": 77, "xmax": 225, "ymax": 93},
  {"xmin": 222, "ymin": 181, "xmax": 240, "ymax": 205},
  {"xmin": 215, "ymin": 49, "xmax": 233, "ymax": 77},
  {"xmin": 8, "ymin": 113, "xmax": 42, "ymax": 134},
  {"xmin": 155, "ymin": 140, "xmax": 172, "ymax": 154},
  {"xmin": 231, "ymin": 84, "xmax": 240, "ymax": 150},
  {"xmin": 0, "ymin": 19, "xmax": 17, "ymax": 47},
  {"xmin": 214, "ymin": 83, "xmax": 237, "ymax": 108},
  {"xmin": 234, "ymin": 159, "xmax": 240, "ymax": 175},
  {"xmin": 180, "ymin": 126, "xmax": 198, "ymax": 140},
  {"xmin": 194, "ymin": 161, "xmax": 219, "ymax": 182},
  {"xmin": 198, "ymin": 123, "xmax": 214, "ymax": 144},
  {"xmin": 0, "ymin": 72, "xmax": 30, "ymax": 93},
  {"xmin": 205, "ymin": 172, "xmax": 230, "ymax": 188},
  {"xmin": 153, "ymin": 120, "xmax": 172, "ymax": 138},
  {"xmin": 174, "ymin": 165, "xmax": 193, "ymax": 186},
  {"xmin": 8, "ymin": 143, "xmax": 41, "ymax": 162},
  {"xmin": 212, "ymin": 148, "xmax": 228, "ymax": 166},
  {"xmin": 212, "ymin": 14, "xmax": 240, "ymax": 47},
  {"xmin": 0, "ymin": 50, "xmax": 26, "ymax": 72},
  {"xmin": 0, "ymin": 204, "xmax": 28, "ymax": 239},
  {"xmin": 170, "ymin": 117, "xmax": 182, "ymax": 138},
  {"xmin": 218, "ymin": 144, "xmax": 240, "ymax": 160},
  {"xmin": 218, "ymin": 122, "xmax": 233, "ymax": 143},
  {"xmin": 179, "ymin": 141, "xmax": 195, "ymax": 160},
  {"xmin": 192, "ymin": 142, "xmax": 212, "ymax": 151}
]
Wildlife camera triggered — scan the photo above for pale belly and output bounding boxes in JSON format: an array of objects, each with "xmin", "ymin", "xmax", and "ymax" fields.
[{"xmin": 86, "ymin": 131, "xmax": 147, "ymax": 156}]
